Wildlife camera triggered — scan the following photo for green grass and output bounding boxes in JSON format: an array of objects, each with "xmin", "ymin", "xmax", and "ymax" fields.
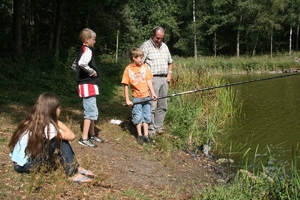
[
  {"xmin": 201, "ymin": 143, "xmax": 300, "ymax": 199},
  {"xmin": 174, "ymin": 53, "xmax": 299, "ymax": 75},
  {"xmin": 1, "ymin": 53, "xmax": 300, "ymax": 199}
]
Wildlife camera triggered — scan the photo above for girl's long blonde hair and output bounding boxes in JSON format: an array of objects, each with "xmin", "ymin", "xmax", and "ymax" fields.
[{"xmin": 9, "ymin": 93, "xmax": 62, "ymax": 159}]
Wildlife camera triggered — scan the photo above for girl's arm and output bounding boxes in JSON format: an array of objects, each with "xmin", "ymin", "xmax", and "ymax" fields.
[{"xmin": 57, "ymin": 121, "xmax": 76, "ymax": 141}]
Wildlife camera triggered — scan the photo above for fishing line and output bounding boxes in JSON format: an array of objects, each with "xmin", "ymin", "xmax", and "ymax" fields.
[{"xmin": 125, "ymin": 72, "xmax": 300, "ymax": 106}]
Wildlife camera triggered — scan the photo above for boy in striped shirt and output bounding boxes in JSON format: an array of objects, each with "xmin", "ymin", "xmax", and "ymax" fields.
[{"xmin": 75, "ymin": 28, "xmax": 103, "ymax": 147}]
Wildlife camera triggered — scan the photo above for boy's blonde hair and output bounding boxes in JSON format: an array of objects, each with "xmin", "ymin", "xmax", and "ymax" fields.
[
  {"xmin": 130, "ymin": 47, "xmax": 144, "ymax": 61},
  {"xmin": 79, "ymin": 28, "xmax": 96, "ymax": 42}
]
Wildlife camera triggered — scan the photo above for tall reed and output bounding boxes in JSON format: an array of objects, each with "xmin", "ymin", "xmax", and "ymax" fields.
[{"xmin": 166, "ymin": 58, "xmax": 236, "ymax": 151}]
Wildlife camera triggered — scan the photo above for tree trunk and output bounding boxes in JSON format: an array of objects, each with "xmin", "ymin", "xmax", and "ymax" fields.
[
  {"xmin": 237, "ymin": 30, "xmax": 240, "ymax": 58},
  {"xmin": 252, "ymin": 36, "xmax": 258, "ymax": 56},
  {"xmin": 193, "ymin": 0, "xmax": 197, "ymax": 60},
  {"xmin": 237, "ymin": 15, "xmax": 242, "ymax": 58},
  {"xmin": 270, "ymin": 31, "xmax": 273, "ymax": 58},
  {"xmin": 116, "ymin": 28, "xmax": 119, "ymax": 62},
  {"xmin": 289, "ymin": 26, "xmax": 292, "ymax": 56},
  {"xmin": 32, "ymin": 0, "xmax": 39, "ymax": 50},
  {"xmin": 13, "ymin": 0, "xmax": 23, "ymax": 54},
  {"xmin": 50, "ymin": 0, "xmax": 63, "ymax": 57},
  {"xmin": 214, "ymin": 31, "xmax": 217, "ymax": 57},
  {"xmin": 297, "ymin": 17, "xmax": 300, "ymax": 51}
]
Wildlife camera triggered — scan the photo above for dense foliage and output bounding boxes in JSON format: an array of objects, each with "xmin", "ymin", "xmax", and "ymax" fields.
[{"xmin": 2, "ymin": 0, "xmax": 300, "ymax": 61}]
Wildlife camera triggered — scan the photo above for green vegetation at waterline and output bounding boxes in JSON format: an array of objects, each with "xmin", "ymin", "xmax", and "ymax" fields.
[
  {"xmin": 166, "ymin": 62, "xmax": 237, "ymax": 151},
  {"xmin": 200, "ymin": 145, "xmax": 300, "ymax": 199},
  {"xmin": 169, "ymin": 56, "xmax": 300, "ymax": 199},
  {"xmin": 174, "ymin": 53, "xmax": 300, "ymax": 75}
]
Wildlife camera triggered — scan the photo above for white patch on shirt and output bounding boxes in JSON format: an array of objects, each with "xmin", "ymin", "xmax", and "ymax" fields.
[{"xmin": 128, "ymin": 66, "xmax": 147, "ymax": 85}]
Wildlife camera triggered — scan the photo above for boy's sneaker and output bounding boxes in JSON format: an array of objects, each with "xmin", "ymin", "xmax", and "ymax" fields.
[
  {"xmin": 143, "ymin": 136, "xmax": 154, "ymax": 145},
  {"xmin": 89, "ymin": 135, "xmax": 104, "ymax": 143},
  {"xmin": 137, "ymin": 136, "xmax": 144, "ymax": 145},
  {"xmin": 78, "ymin": 138, "xmax": 97, "ymax": 147}
]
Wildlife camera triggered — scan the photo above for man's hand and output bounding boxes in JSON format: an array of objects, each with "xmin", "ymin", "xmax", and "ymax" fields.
[{"xmin": 166, "ymin": 73, "xmax": 172, "ymax": 82}]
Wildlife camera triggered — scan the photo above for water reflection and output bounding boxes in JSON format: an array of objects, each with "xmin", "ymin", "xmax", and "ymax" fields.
[{"xmin": 223, "ymin": 73, "xmax": 300, "ymax": 172}]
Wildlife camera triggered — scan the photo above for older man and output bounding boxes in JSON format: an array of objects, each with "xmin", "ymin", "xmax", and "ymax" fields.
[{"xmin": 140, "ymin": 26, "xmax": 173, "ymax": 135}]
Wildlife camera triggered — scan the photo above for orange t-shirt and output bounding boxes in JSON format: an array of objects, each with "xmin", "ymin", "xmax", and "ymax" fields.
[{"xmin": 121, "ymin": 64, "xmax": 153, "ymax": 98}]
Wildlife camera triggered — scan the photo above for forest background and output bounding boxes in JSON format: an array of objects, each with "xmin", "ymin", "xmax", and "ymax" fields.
[{"xmin": 2, "ymin": 0, "xmax": 300, "ymax": 60}]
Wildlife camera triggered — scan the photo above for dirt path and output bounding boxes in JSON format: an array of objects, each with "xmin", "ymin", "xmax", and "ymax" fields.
[
  {"xmin": 72, "ymin": 121, "xmax": 226, "ymax": 199},
  {"xmin": 0, "ymin": 104, "xmax": 227, "ymax": 199}
]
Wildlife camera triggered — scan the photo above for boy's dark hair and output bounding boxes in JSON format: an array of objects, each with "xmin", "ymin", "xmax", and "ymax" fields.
[{"xmin": 130, "ymin": 48, "xmax": 144, "ymax": 61}]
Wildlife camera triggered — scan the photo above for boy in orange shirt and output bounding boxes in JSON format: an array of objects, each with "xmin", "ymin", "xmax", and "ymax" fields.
[{"xmin": 121, "ymin": 48, "xmax": 157, "ymax": 144}]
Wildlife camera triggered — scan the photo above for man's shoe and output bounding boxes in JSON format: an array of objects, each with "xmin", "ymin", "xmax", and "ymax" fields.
[
  {"xmin": 137, "ymin": 136, "xmax": 144, "ymax": 144},
  {"xmin": 143, "ymin": 136, "xmax": 154, "ymax": 145},
  {"xmin": 156, "ymin": 129, "xmax": 164, "ymax": 135},
  {"xmin": 78, "ymin": 138, "xmax": 97, "ymax": 147},
  {"xmin": 90, "ymin": 135, "xmax": 104, "ymax": 143}
]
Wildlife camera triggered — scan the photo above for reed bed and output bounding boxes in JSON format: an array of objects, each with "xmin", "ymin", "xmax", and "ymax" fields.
[
  {"xmin": 168, "ymin": 56, "xmax": 300, "ymax": 199},
  {"xmin": 166, "ymin": 58, "xmax": 237, "ymax": 151}
]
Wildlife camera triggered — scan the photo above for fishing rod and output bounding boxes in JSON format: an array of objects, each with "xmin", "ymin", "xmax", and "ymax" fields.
[{"xmin": 124, "ymin": 72, "xmax": 300, "ymax": 106}]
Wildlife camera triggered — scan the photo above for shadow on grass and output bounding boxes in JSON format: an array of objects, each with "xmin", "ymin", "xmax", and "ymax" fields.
[{"xmin": 0, "ymin": 60, "xmax": 132, "ymax": 127}]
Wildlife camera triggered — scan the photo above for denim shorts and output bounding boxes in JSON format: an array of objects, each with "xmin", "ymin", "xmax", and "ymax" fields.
[
  {"xmin": 132, "ymin": 96, "xmax": 151, "ymax": 125},
  {"xmin": 83, "ymin": 96, "xmax": 98, "ymax": 120}
]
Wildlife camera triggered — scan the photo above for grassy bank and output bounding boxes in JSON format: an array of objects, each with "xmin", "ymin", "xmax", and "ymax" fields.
[
  {"xmin": 0, "ymin": 53, "xmax": 299, "ymax": 199},
  {"xmin": 174, "ymin": 54, "xmax": 299, "ymax": 75},
  {"xmin": 170, "ymin": 55, "xmax": 300, "ymax": 199}
]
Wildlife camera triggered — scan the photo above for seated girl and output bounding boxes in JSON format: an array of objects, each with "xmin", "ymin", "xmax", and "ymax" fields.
[{"xmin": 9, "ymin": 93, "xmax": 94, "ymax": 183}]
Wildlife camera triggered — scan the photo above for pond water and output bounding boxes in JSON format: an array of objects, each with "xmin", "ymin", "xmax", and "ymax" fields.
[{"xmin": 222, "ymin": 73, "xmax": 300, "ymax": 172}]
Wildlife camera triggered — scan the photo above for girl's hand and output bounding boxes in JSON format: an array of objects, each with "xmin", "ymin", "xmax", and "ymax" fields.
[{"xmin": 57, "ymin": 121, "xmax": 76, "ymax": 141}]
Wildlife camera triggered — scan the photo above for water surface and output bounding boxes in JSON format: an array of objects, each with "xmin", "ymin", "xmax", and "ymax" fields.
[{"xmin": 223, "ymin": 73, "xmax": 300, "ymax": 171}]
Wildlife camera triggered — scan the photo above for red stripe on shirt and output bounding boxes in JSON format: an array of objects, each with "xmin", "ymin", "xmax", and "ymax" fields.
[{"xmin": 88, "ymin": 84, "xmax": 96, "ymax": 96}]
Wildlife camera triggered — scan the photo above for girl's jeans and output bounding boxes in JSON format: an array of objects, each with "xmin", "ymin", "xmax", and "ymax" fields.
[{"xmin": 14, "ymin": 139, "xmax": 78, "ymax": 176}]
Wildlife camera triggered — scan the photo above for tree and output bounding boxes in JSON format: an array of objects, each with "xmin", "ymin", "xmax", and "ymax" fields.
[
  {"xmin": 249, "ymin": 0, "xmax": 288, "ymax": 57},
  {"xmin": 233, "ymin": 0, "xmax": 259, "ymax": 57},
  {"xmin": 5, "ymin": 0, "xmax": 300, "ymax": 59},
  {"xmin": 121, "ymin": 0, "xmax": 180, "ymax": 56},
  {"xmin": 13, "ymin": 0, "xmax": 23, "ymax": 54},
  {"xmin": 205, "ymin": 0, "xmax": 235, "ymax": 57},
  {"xmin": 50, "ymin": 0, "xmax": 63, "ymax": 57},
  {"xmin": 285, "ymin": 0, "xmax": 300, "ymax": 54},
  {"xmin": 266, "ymin": 0, "xmax": 288, "ymax": 58},
  {"xmin": 193, "ymin": 0, "xmax": 197, "ymax": 59}
]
